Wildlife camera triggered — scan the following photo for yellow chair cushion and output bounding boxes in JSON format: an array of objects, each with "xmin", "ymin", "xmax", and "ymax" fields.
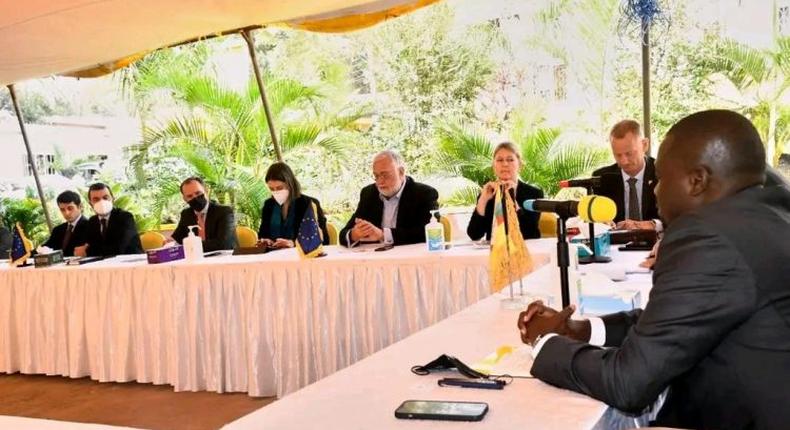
[{"xmin": 236, "ymin": 226, "xmax": 258, "ymax": 248}]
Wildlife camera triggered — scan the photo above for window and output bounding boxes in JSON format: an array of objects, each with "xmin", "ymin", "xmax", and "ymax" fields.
[{"xmin": 24, "ymin": 153, "xmax": 56, "ymax": 176}]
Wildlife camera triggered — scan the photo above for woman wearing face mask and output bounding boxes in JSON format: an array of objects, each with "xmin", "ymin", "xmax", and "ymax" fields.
[
  {"xmin": 257, "ymin": 162, "xmax": 330, "ymax": 249},
  {"xmin": 466, "ymin": 141, "xmax": 544, "ymax": 241}
]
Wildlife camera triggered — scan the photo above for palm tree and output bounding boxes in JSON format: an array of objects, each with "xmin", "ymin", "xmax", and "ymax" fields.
[
  {"xmin": 436, "ymin": 121, "xmax": 609, "ymax": 204},
  {"xmin": 701, "ymin": 37, "xmax": 790, "ymax": 165},
  {"xmin": 122, "ymin": 45, "xmax": 369, "ymax": 228}
]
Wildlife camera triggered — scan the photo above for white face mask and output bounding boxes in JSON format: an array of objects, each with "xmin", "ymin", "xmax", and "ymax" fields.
[
  {"xmin": 272, "ymin": 189, "xmax": 290, "ymax": 205},
  {"xmin": 93, "ymin": 199, "xmax": 113, "ymax": 216}
]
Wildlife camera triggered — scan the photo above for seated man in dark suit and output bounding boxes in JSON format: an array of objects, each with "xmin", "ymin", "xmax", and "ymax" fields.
[
  {"xmin": 339, "ymin": 150, "xmax": 439, "ymax": 247},
  {"xmin": 42, "ymin": 190, "xmax": 89, "ymax": 256},
  {"xmin": 74, "ymin": 183, "xmax": 143, "ymax": 257},
  {"xmin": 592, "ymin": 119, "xmax": 660, "ymax": 230},
  {"xmin": 518, "ymin": 110, "xmax": 790, "ymax": 429},
  {"xmin": 170, "ymin": 176, "xmax": 236, "ymax": 251}
]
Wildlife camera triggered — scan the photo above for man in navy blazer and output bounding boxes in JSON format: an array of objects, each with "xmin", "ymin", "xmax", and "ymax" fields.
[
  {"xmin": 340, "ymin": 150, "xmax": 438, "ymax": 247},
  {"xmin": 592, "ymin": 119, "xmax": 660, "ymax": 229},
  {"xmin": 76, "ymin": 183, "xmax": 143, "ymax": 257},
  {"xmin": 42, "ymin": 190, "xmax": 89, "ymax": 256}
]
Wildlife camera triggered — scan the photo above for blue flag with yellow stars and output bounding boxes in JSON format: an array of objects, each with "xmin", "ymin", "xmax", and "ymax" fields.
[
  {"xmin": 296, "ymin": 202, "xmax": 325, "ymax": 259},
  {"xmin": 10, "ymin": 222, "xmax": 32, "ymax": 267}
]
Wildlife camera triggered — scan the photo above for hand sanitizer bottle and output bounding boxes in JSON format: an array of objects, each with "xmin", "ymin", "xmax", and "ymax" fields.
[
  {"xmin": 183, "ymin": 225, "xmax": 204, "ymax": 261},
  {"xmin": 425, "ymin": 210, "xmax": 445, "ymax": 252}
]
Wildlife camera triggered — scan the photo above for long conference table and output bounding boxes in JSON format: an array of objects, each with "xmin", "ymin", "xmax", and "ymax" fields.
[
  {"xmin": 221, "ymin": 245, "xmax": 653, "ymax": 430},
  {"xmin": 0, "ymin": 241, "xmax": 553, "ymax": 398}
]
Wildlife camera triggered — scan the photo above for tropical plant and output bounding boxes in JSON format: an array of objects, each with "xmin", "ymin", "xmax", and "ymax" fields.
[
  {"xmin": 352, "ymin": 3, "xmax": 504, "ymax": 173},
  {"xmin": 436, "ymin": 119, "xmax": 609, "ymax": 204},
  {"xmin": 122, "ymin": 43, "xmax": 369, "ymax": 228},
  {"xmin": 0, "ymin": 197, "xmax": 52, "ymax": 246},
  {"xmin": 526, "ymin": 0, "xmax": 621, "ymax": 134},
  {"xmin": 699, "ymin": 36, "xmax": 790, "ymax": 165}
]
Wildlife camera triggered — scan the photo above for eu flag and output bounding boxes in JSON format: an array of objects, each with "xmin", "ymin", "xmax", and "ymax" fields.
[
  {"xmin": 10, "ymin": 222, "xmax": 32, "ymax": 267},
  {"xmin": 296, "ymin": 202, "xmax": 325, "ymax": 259}
]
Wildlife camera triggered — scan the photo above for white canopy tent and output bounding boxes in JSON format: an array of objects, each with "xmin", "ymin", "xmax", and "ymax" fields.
[
  {"xmin": 0, "ymin": 0, "xmax": 439, "ymax": 230},
  {"xmin": 0, "ymin": 0, "xmax": 438, "ymax": 85}
]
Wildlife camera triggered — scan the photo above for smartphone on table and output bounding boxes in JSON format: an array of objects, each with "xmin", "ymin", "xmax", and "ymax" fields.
[{"xmin": 394, "ymin": 400, "xmax": 488, "ymax": 421}]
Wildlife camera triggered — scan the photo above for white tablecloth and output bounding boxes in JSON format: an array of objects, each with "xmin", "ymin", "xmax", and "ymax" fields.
[
  {"xmin": 222, "ymin": 246, "xmax": 652, "ymax": 430},
  {"xmin": 0, "ymin": 241, "xmax": 552, "ymax": 398}
]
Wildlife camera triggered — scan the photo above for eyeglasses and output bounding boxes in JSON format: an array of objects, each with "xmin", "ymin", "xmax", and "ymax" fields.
[{"xmin": 374, "ymin": 171, "xmax": 395, "ymax": 181}]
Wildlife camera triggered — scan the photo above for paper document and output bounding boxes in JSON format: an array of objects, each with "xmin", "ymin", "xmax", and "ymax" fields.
[{"xmin": 473, "ymin": 345, "xmax": 534, "ymax": 378}]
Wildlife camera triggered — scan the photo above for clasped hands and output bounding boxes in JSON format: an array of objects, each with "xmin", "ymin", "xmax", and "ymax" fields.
[
  {"xmin": 480, "ymin": 180, "xmax": 517, "ymax": 202},
  {"xmin": 517, "ymin": 301, "xmax": 589, "ymax": 347},
  {"xmin": 350, "ymin": 218, "xmax": 384, "ymax": 242}
]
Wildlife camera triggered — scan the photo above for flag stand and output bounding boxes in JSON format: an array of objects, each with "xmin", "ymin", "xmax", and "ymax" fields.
[{"xmin": 500, "ymin": 185, "xmax": 526, "ymax": 310}]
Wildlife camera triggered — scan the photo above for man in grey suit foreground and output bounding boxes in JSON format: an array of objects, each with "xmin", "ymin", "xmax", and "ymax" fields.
[{"xmin": 519, "ymin": 110, "xmax": 790, "ymax": 429}]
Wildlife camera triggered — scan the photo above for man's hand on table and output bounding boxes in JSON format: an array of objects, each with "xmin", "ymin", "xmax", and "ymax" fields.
[{"xmin": 517, "ymin": 301, "xmax": 591, "ymax": 346}]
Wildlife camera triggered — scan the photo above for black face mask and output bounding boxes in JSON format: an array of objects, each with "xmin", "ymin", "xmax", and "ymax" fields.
[
  {"xmin": 411, "ymin": 354, "xmax": 489, "ymax": 379},
  {"xmin": 188, "ymin": 194, "xmax": 207, "ymax": 212}
]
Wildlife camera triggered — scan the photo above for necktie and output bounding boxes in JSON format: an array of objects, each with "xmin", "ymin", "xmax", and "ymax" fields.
[
  {"xmin": 197, "ymin": 212, "xmax": 206, "ymax": 240},
  {"xmin": 100, "ymin": 218, "xmax": 108, "ymax": 238},
  {"xmin": 62, "ymin": 223, "xmax": 73, "ymax": 250},
  {"xmin": 627, "ymin": 177, "xmax": 642, "ymax": 221}
]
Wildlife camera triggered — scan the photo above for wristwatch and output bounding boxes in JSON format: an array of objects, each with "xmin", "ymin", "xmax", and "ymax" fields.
[{"xmin": 531, "ymin": 333, "xmax": 544, "ymax": 348}]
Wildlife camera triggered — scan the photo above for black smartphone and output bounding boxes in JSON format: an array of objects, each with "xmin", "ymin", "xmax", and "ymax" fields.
[
  {"xmin": 374, "ymin": 243, "xmax": 394, "ymax": 252},
  {"xmin": 619, "ymin": 241, "xmax": 653, "ymax": 251},
  {"xmin": 394, "ymin": 400, "xmax": 488, "ymax": 421}
]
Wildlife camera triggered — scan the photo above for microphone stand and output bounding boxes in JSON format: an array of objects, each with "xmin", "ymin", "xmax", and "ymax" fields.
[
  {"xmin": 577, "ymin": 186, "xmax": 611, "ymax": 265},
  {"xmin": 556, "ymin": 214, "xmax": 572, "ymax": 308}
]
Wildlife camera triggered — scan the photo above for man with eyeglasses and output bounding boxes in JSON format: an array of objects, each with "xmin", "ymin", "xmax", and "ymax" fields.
[{"xmin": 339, "ymin": 150, "xmax": 439, "ymax": 247}]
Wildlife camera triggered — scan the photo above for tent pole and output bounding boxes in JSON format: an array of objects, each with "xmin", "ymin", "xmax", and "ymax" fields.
[
  {"xmin": 241, "ymin": 28, "xmax": 283, "ymax": 162},
  {"xmin": 7, "ymin": 84, "xmax": 53, "ymax": 232},
  {"xmin": 641, "ymin": 19, "xmax": 652, "ymax": 155}
]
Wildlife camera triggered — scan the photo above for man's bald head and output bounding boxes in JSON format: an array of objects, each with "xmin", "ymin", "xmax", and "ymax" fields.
[{"xmin": 655, "ymin": 110, "xmax": 766, "ymax": 223}]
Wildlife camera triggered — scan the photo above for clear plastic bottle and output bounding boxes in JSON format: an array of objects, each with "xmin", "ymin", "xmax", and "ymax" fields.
[
  {"xmin": 425, "ymin": 210, "xmax": 445, "ymax": 252},
  {"xmin": 183, "ymin": 225, "xmax": 204, "ymax": 260}
]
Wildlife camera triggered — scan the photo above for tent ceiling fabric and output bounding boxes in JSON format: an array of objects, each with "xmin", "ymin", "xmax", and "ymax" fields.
[{"xmin": 0, "ymin": 0, "xmax": 437, "ymax": 86}]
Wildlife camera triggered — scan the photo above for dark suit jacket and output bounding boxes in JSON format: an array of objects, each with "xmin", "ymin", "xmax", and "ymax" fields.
[
  {"xmin": 85, "ymin": 208, "xmax": 143, "ymax": 256},
  {"xmin": 42, "ymin": 216, "xmax": 89, "ymax": 257},
  {"xmin": 339, "ymin": 177, "xmax": 439, "ymax": 246},
  {"xmin": 531, "ymin": 185, "xmax": 790, "ymax": 430},
  {"xmin": 592, "ymin": 157, "xmax": 659, "ymax": 222},
  {"xmin": 171, "ymin": 201, "xmax": 236, "ymax": 251},
  {"xmin": 257, "ymin": 194, "xmax": 329, "ymax": 245},
  {"xmin": 466, "ymin": 180, "xmax": 544, "ymax": 241},
  {"xmin": 0, "ymin": 226, "xmax": 11, "ymax": 258}
]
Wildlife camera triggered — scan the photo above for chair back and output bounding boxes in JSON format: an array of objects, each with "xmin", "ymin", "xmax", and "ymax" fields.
[
  {"xmin": 439, "ymin": 216, "xmax": 452, "ymax": 243},
  {"xmin": 325, "ymin": 222, "xmax": 338, "ymax": 245},
  {"xmin": 539, "ymin": 212, "xmax": 558, "ymax": 238},
  {"xmin": 236, "ymin": 226, "xmax": 258, "ymax": 248},
  {"xmin": 139, "ymin": 231, "xmax": 166, "ymax": 251}
]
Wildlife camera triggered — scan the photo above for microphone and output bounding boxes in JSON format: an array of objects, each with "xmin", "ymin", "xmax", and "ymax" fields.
[
  {"xmin": 559, "ymin": 177, "xmax": 601, "ymax": 189},
  {"xmin": 523, "ymin": 195, "xmax": 616, "ymax": 223}
]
